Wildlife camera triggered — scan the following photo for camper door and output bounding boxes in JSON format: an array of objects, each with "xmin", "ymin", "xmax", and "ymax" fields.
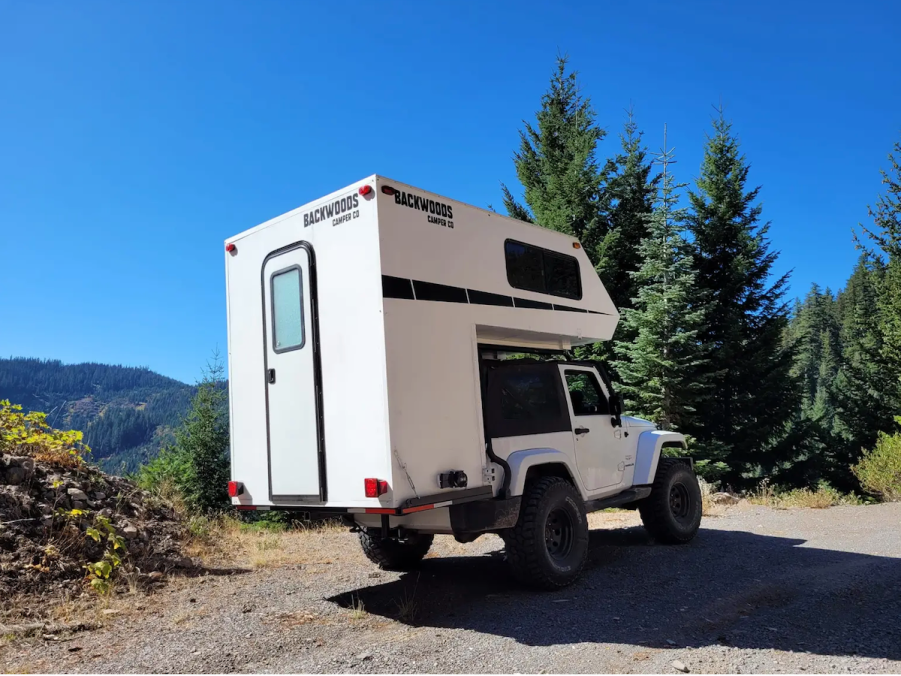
[{"xmin": 262, "ymin": 243, "xmax": 324, "ymax": 502}]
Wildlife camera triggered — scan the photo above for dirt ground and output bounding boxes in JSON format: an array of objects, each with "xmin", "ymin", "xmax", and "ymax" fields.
[{"xmin": 2, "ymin": 502, "xmax": 901, "ymax": 674}]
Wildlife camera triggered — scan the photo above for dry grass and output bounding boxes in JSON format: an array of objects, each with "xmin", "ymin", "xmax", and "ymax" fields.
[
  {"xmin": 748, "ymin": 479, "xmax": 860, "ymax": 509},
  {"xmin": 184, "ymin": 513, "xmax": 346, "ymax": 569},
  {"xmin": 349, "ymin": 594, "xmax": 367, "ymax": 620}
]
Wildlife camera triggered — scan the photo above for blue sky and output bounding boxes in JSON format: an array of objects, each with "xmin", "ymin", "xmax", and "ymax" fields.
[{"xmin": 1, "ymin": 0, "xmax": 898, "ymax": 384}]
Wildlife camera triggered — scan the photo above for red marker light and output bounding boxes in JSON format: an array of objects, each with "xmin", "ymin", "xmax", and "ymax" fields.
[
  {"xmin": 228, "ymin": 481, "xmax": 244, "ymax": 497},
  {"xmin": 381, "ymin": 185, "xmax": 396, "ymax": 196},
  {"xmin": 359, "ymin": 185, "xmax": 373, "ymax": 196},
  {"xmin": 225, "ymin": 243, "xmax": 237, "ymax": 254},
  {"xmin": 364, "ymin": 478, "xmax": 388, "ymax": 498}
]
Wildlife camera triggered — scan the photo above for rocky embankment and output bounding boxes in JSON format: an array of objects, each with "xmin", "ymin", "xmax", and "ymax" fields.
[{"xmin": 0, "ymin": 452, "xmax": 191, "ymax": 613}]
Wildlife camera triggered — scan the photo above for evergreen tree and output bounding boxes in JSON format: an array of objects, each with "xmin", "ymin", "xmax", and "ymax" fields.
[
  {"xmin": 684, "ymin": 110, "xmax": 798, "ymax": 486},
  {"xmin": 502, "ymin": 56, "xmax": 606, "ymax": 254},
  {"xmin": 612, "ymin": 132, "xmax": 708, "ymax": 437},
  {"xmin": 787, "ymin": 285, "xmax": 841, "ymax": 424},
  {"xmin": 173, "ymin": 355, "xmax": 231, "ymax": 513},
  {"xmin": 596, "ymin": 108, "xmax": 658, "ymax": 313},
  {"xmin": 779, "ymin": 285, "xmax": 842, "ymax": 487},
  {"xmin": 858, "ymin": 137, "xmax": 901, "ymax": 370}
]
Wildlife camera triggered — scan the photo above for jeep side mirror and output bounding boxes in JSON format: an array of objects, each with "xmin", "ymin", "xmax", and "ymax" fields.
[{"xmin": 611, "ymin": 392, "xmax": 624, "ymax": 427}]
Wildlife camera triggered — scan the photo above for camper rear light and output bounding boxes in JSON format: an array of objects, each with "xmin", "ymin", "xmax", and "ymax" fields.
[
  {"xmin": 228, "ymin": 481, "xmax": 244, "ymax": 497},
  {"xmin": 380, "ymin": 185, "xmax": 396, "ymax": 196},
  {"xmin": 359, "ymin": 185, "xmax": 373, "ymax": 196},
  {"xmin": 225, "ymin": 243, "xmax": 237, "ymax": 255},
  {"xmin": 364, "ymin": 478, "xmax": 388, "ymax": 498}
]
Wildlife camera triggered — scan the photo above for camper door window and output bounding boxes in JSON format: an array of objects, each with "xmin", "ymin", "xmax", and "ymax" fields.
[
  {"xmin": 271, "ymin": 266, "xmax": 305, "ymax": 352},
  {"xmin": 504, "ymin": 240, "xmax": 582, "ymax": 300}
]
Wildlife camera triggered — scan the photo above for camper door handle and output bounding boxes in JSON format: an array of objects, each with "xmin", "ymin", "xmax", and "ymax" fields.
[
  {"xmin": 267, "ymin": 368, "xmax": 276, "ymax": 384},
  {"xmin": 575, "ymin": 427, "xmax": 590, "ymax": 435}
]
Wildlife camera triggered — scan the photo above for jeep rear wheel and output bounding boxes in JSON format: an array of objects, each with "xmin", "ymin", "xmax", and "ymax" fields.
[
  {"xmin": 503, "ymin": 476, "xmax": 589, "ymax": 589},
  {"xmin": 359, "ymin": 530, "xmax": 433, "ymax": 570},
  {"xmin": 639, "ymin": 458, "xmax": 702, "ymax": 544}
]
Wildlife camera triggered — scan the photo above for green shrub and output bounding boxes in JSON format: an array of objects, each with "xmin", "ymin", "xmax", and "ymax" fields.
[
  {"xmin": 134, "ymin": 356, "xmax": 229, "ymax": 515},
  {"xmin": 853, "ymin": 417, "xmax": 901, "ymax": 501}
]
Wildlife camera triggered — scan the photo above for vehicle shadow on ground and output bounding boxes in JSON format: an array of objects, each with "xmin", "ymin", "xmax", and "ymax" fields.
[{"xmin": 327, "ymin": 527, "xmax": 901, "ymax": 660}]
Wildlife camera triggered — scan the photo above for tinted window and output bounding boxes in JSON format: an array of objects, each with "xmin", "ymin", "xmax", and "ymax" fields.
[
  {"xmin": 504, "ymin": 240, "xmax": 582, "ymax": 300},
  {"xmin": 544, "ymin": 251, "xmax": 581, "ymax": 299},
  {"xmin": 504, "ymin": 240, "xmax": 545, "ymax": 294},
  {"xmin": 499, "ymin": 371, "xmax": 562, "ymax": 421},
  {"xmin": 564, "ymin": 370, "xmax": 609, "ymax": 416},
  {"xmin": 271, "ymin": 267, "xmax": 304, "ymax": 352}
]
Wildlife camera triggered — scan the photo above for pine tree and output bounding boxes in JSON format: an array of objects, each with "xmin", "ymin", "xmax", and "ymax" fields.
[
  {"xmin": 858, "ymin": 137, "xmax": 901, "ymax": 370},
  {"xmin": 596, "ymin": 108, "xmax": 658, "ymax": 312},
  {"xmin": 175, "ymin": 355, "xmax": 231, "ymax": 513},
  {"xmin": 502, "ymin": 56, "xmax": 606, "ymax": 254},
  {"xmin": 612, "ymin": 130, "xmax": 708, "ymax": 438},
  {"xmin": 684, "ymin": 110, "xmax": 798, "ymax": 486}
]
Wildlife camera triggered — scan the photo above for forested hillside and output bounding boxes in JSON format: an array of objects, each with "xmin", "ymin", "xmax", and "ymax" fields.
[{"xmin": 0, "ymin": 357, "xmax": 196, "ymax": 472}]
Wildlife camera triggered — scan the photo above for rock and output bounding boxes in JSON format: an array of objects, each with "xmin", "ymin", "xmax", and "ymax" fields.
[
  {"xmin": 712, "ymin": 492, "xmax": 739, "ymax": 505},
  {"xmin": 101, "ymin": 609, "xmax": 121, "ymax": 616},
  {"xmin": 93, "ymin": 492, "xmax": 106, "ymax": 500},
  {"xmin": 672, "ymin": 660, "xmax": 689, "ymax": 673},
  {"xmin": 67, "ymin": 488, "xmax": 89, "ymax": 501},
  {"xmin": 5, "ymin": 466, "xmax": 26, "ymax": 485},
  {"xmin": 358, "ymin": 652, "xmax": 372, "ymax": 661},
  {"xmin": 72, "ymin": 501, "xmax": 85, "ymax": 510},
  {"xmin": 122, "ymin": 526, "xmax": 139, "ymax": 540},
  {"xmin": 148, "ymin": 571, "xmax": 164, "ymax": 581}
]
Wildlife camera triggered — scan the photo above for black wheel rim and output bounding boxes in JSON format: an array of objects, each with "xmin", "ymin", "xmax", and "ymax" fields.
[
  {"xmin": 545, "ymin": 508, "xmax": 574, "ymax": 560},
  {"xmin": 670, "ymin": 482, "xmax": 691, "ymax": 522}
]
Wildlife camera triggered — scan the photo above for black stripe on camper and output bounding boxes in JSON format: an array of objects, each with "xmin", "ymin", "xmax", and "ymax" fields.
[
  {"xmin": 382, "ymin": 275, "xmax": 415, "ymax": 300},
  {"xmin": 382, "ymin": 275, "xmax": 609, "ymax": 315},
  {"xmin": 468, "ymin": 289, "xmax": 515, "ymax": 307},
  {"xmin": 413, "ymin": 280, "xmax": 468, "ymax": 304}
]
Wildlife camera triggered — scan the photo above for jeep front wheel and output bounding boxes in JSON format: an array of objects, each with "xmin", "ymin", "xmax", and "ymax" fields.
[
  {"xmin": 503, "ymin": 476, "xmax": 589, "ymax": 589},
  {"xmin": 639, "ymin": 459, "xmax": 702, "ymax": 544}
]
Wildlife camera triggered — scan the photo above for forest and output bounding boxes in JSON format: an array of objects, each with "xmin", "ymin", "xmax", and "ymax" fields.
[
  {"xmin": 0, "ymin": 357, "xmax": 195, "ymax": 472},
  {"xmin": 501, "ymin": 57, "xmax": 901, "ymax": 494}
]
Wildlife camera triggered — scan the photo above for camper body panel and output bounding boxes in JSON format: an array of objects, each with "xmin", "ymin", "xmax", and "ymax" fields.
[{"xmin": 226, "ymin": 177, "xmax": 394, "ymax": 509}]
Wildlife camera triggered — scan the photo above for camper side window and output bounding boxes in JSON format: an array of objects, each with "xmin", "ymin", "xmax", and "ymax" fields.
[
  {"xmin": 271, "ymin": 267, "xmax": 304, "ymax": 352},
  {"xmin": 504, "ymin": 240, "xmax": 582, "ymax": 300}
]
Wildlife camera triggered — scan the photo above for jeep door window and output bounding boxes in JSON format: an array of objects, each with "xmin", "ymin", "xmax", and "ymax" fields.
[{"xmin": 564, "ymin": 370, "xmax": 609, "ymax": 415}]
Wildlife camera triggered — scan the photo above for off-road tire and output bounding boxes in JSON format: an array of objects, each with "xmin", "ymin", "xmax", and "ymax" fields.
[
  {"xmin": 639, "ymin": 458, "xmax": 702, "ymax": 544},
  {"xmin": 359, "ymin": 530, "xmax": 433, "ymax": 570},
  {"xmin": 503, "ymin": 476, "xmax": 589, "ymax": 590}
]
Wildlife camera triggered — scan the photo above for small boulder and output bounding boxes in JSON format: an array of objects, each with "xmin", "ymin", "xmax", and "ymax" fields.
[
  {"xmin": 72, "ymin": 501, "xmax": 86, "ymax": 510},
  {"xmin": 93, "ymin": 492, "xmax": 107, "ymax": 501},
  {"xmin": 711, "ymin": 492, "xmax": 739, "ymax": 505},
  {"xmin": 122, "ymin": 525, "xmax": 139, "ymax": 540},
  {"xmin": 5, "ymin": 466, "xmax": 26, "ymax": 485},
  {"xmin": 67, "ymin": 487, "xmax": 89, "ymax": 501},
  {"xmin": 148, "ymin": 571, "xmax": 164, "ymax": 581},
  {"xmin": 672, "ymin": 660, "xmax": 689, "ymax": 673}
]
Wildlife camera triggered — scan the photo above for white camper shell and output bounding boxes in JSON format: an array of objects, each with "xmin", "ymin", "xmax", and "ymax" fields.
[{"xmin": 226, "ymin": 175, "xmax": 701, "ymax": 589}]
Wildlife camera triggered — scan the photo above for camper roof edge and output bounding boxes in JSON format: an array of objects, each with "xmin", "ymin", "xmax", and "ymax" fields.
[{"xmin": 223, "ymin": 174, "xmax": 594, "ymax": 248}]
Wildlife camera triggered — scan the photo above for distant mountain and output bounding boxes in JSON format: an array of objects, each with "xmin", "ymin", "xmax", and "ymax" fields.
[{"xmin": 0, "ymin": 357, "xmax": 196, "ymax": 473}]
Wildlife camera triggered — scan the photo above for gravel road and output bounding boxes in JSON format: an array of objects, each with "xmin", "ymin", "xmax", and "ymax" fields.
[{"xmin": 3, "ymin": 502, "xmax": 901, "ymax": 674}]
